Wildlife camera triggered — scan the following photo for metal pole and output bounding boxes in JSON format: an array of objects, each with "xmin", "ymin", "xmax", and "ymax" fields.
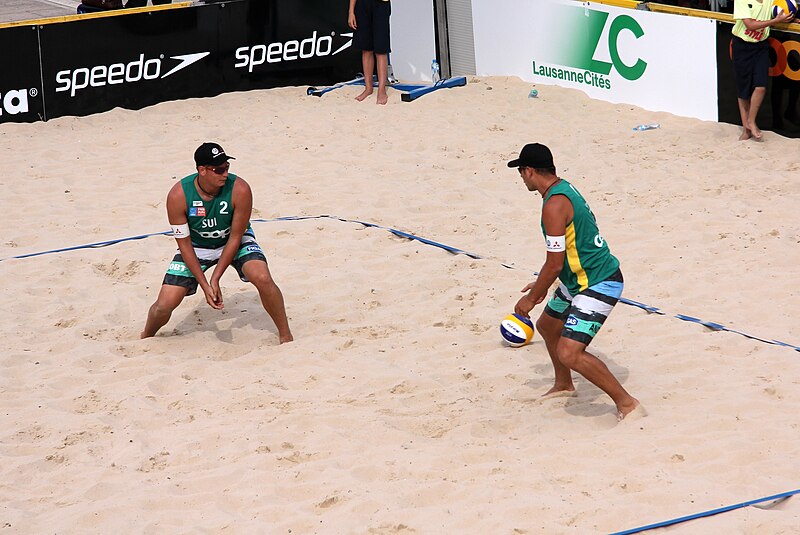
[{"xmin": 433, "ymin": 0, "xmax": 451, "ymax": 79}]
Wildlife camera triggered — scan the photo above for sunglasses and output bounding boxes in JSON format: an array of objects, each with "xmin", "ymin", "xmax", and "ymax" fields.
[{"xmin": 205, "ymin": 162, "xmax": 230, "ymax": 175}]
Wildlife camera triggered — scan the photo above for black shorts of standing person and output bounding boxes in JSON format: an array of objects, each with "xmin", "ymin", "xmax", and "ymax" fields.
[
  {"xmin": 348, "ymin": 0, "xmax": 391, "ymax": 105},
  {"xmin": 125, "ymin": 0, "xmax": 172, "ymax": 7}
]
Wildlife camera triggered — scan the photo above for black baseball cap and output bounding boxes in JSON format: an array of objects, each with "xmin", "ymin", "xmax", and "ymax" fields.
[
  {"xmin": 507, "ymin": 143, "xmax": 554, "ymax": 168},
  {"xmin": 194, "ymin": 142, "xmax": 235, "ymax": 167}
]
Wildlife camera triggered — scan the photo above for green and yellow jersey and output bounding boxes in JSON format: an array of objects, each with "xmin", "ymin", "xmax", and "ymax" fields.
[{"xmin": 541, "ymin": 179, "xmax": 620, "ymax": 295}]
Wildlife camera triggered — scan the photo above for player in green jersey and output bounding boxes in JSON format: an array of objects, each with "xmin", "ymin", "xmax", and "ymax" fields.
[
  {"xmin": 141, "ymin": 142, "xmax": 293, "ymax": 343},
  {"xmin": 508, "ymin": 143, "xmax": 642, "ymax": 421}
]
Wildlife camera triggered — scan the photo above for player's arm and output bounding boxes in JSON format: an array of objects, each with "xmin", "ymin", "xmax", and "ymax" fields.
[
  {"xmin": 514, "ymin": 195, "xmax": 571, "ymax": 317},
  {"xmin": 210, "ymin": 177, "xmax": 253, "ymax": 286},
  {"xmin": 741, "ymin": 12, "xmax": 794, "ymax": 30},
  {"xmin": 166, "ymin": 184, "xmax": 217, "ymax": 303},
  {"xmin": 167, "ymin": 184, "xmax": 205, "ymax": 285}
]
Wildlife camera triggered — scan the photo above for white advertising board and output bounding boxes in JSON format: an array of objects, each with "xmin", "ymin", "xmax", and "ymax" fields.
[
  {"xmin": 390, "ymin": 0, "xmax": 437, "ymax": 82},
  {"xmin": 472, "ymin": 0, "xmax": 719, "ymax": 121}
]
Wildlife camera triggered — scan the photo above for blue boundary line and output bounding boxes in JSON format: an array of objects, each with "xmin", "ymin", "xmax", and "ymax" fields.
[
  {"xmin": 2, "ymin": 214, "xmax": 798, "ymax": 353},
  {"xmin": 609, "ymin": 488, "xmax": 800, "ymax": 535}
]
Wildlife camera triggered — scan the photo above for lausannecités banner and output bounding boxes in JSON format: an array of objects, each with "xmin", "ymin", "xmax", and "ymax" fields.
[
  {"xmin": 472, "ymin": 0, "xmax": 719, "ymax": 122},
  {"xmin": 0, "ymin": 0, "xmax": 359, "ymax": 124}
]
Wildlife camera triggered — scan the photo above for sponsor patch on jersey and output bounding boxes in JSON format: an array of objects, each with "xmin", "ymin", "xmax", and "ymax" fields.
[
  {"xmin": 189, "ymin": 207, "xmax": 197, "ymax": 216},
  {"xmin": 196, "ymin": 207, "xmax": 206, "ymax": 217},
  {"xmin": 193, "ymin": 200, "xmax": 203, "ymax": 207}
]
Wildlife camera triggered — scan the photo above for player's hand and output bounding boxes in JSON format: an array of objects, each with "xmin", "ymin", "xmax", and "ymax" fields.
[
  {"xmin": 348, "ymin": 12, "xmax": 357, "ymax": 30},
  {"xmin": 514, "ymin": 294, "xmax": 536, "ymax": 318},
  {"xmin": 203, "ymin": 284, "xmax": 224, "ymax": 310},
  {"xmin": 775, "ymin": 11, "xmax": 795, "ymax": 24}
]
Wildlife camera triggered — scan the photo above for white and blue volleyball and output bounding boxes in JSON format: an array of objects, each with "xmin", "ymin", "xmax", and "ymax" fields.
[{"xmin": 500, "ymin": 313, "xmax": 535, "ymax": 347}]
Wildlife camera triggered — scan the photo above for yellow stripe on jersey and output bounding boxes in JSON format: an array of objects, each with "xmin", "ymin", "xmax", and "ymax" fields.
[{"xmin": 565, "ymin": 222, "xmax": 589, "ymax": 291}]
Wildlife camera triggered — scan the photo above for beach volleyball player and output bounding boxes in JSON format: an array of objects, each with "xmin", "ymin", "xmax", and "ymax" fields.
[
  {"xmin": 141, "ymin": 143, "xmax": 293, "ymax": 343},
  {"xmin": 508, "ymin": 143, "xmax": 642, "ymax": 421}
]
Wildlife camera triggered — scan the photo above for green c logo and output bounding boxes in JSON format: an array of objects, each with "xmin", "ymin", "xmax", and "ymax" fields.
[
  {"xmin": 609, "ymin": 15, "xmax": 648, "ymax": 81},
  {"xmin": 557, "ymin": 8, "xmax": 648, "ymax": 82}
]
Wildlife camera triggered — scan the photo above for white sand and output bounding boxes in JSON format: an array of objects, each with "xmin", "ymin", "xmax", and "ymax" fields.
[{"xmin": 2, "ymin": 77, "xmax": 800, "ymax": 533}]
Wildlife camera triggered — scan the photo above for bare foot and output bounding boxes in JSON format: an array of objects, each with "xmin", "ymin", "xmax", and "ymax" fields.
[
  {"xmin": 376, "ymin": 90, "xmax": 388, "ymax": 105},
  {"xmin": 355, "ymin": 88, "xmax": 373, "ymax": 102},
  {"xmin": 540, "ymin": 385, "xmax": 576, "ymax": 400},
  {"xmin": 279, "ymin": 333, "xmax": 294, "ymax": 344},
  {"xmin": 748, "ymin": 121, "xmax": 763, "ymax": 141},
  {"xmin": 739, "ymin": 128, "xmax": 751, "ymax": 141},
  {"xmin": 617, "ymin": 399, "xmax": 646, "ymax": 422}
]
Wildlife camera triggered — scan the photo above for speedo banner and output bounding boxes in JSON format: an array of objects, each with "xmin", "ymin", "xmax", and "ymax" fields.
[
  {"xmin": 717, "ymin": 23, "xmax": 800, "ymax": 139},
  {"xmin": 1, "ymin": 0, "xmax": 358, "ymax": 123}
]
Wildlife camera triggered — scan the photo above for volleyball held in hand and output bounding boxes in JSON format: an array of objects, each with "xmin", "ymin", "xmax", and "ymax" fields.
[
  {"xmin": 500, "ymin": 313, "xmax": 535, "ymax": 347},
  {"xmin": 773, "ymin": 0, "xmax": 798, "ymax": 17}
]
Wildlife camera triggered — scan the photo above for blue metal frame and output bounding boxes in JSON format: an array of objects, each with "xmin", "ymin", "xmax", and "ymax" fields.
[{"xmin": 307, "ymin": 75, "xmax": 467, "ymax": 101}]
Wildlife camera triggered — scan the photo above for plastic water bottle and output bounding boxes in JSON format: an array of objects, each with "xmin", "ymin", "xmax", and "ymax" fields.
[
  {"xmin": 632, "ymin": 123, "xmax": 660, "ymax": 131},
  {"xmin": 528, "ymin": 88, "xmax": 538, "ymax": 98},
  {"xmin": 431, "ymin": 59, "xmax": 441, "ymax": 84}
]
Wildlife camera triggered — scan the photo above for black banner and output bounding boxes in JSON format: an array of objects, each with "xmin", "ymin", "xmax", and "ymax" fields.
[
  {"xmin": 0, "ymin": 0, "xmax": 358, "ymax": 123},
  {"xmin": 717, "ymin": 22, "xmax": 800, "ymax": 138},
  {"xmin": 0, "ymin": 26, "xmax": 45, "ymax": 122}
]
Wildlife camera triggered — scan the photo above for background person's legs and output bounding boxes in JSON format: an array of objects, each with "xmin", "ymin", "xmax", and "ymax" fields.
[
  {"xmin": 356, "ymin": 51, "xmax": 376, "ymax": 102},
  {"xmin": 747, "ymin": 86, "xmax": 766, "ymax": 140},
  {"xmin": 376, "ymin": 53, "xmax": 389, "ymax": 105},
  {"xmin": 737, "ymin": 97, "xmax": 752, "ymax": 140}
]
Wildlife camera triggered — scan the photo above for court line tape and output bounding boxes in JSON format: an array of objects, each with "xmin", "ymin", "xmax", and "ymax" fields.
[
  {"xmin": 609, "ymin": 488, "xmax": 799, "ymax": 535},
  {"xmin": 3, "ymin": 214, "xmax": 799, "ymax": 353}
]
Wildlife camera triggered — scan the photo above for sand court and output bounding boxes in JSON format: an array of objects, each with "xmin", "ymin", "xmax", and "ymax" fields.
[{"xmin": 2, "ymin": 77, "xmax": 800, "ymax": 533}]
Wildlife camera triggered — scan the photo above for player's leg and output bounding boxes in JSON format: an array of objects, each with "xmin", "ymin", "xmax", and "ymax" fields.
[
  {"xmin": 142, "ymin": 251, "xmax": 203, "ymax": 338},
  {"xmin": 556, "ymin": 338, "xmax": 639, "ymax": 419},
  {"xmin": 239, "ymin": 257, "xmax": 293, "ymax": 343},
  {"xmin": 554, "ymin": 273, "xmax": 640, "ymax": 419},
  {"xmin": 536, "ymin": 284, "xmax": 575, "ymax": 395},
  {"xmin": 536, "ymin": 312, "xmax": 574, "ymax": 396},
  {"xmin": 141, "ymin": 284, "xmax": 189, "ymax": 338}
]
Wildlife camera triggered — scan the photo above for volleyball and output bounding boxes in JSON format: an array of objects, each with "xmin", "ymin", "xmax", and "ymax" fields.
[
  {"xmin": 773, "ymin": 0, "xmax": 798, "ymax": 17},
  {"xmin": 500, "ymin": 313, "xmax": 535, "ymax": 347}
]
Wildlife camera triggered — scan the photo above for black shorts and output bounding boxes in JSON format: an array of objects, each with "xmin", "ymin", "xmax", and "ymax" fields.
[
  {"xmin": 353, "ymin": 0, "xmax": 391, "ymax": 54},
  {"xmin": 731, "ymin": 36, "xmax": 770, "ymax": 100}
]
